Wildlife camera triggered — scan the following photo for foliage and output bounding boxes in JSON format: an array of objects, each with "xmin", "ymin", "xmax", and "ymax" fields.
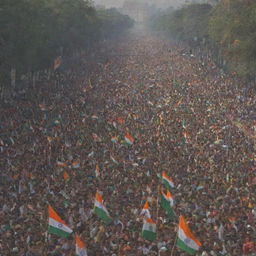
[
  {"xmin": 97, "ymin": 8, "xmax": 134, "ymax": 39},
  {"xmin": 209, "ymin": 0, "xmax": 256, "ymax": 77},
  {"xmin": 0, "ymin": 0, "xmax": 134, "ymax": 85},
  {"xmin": 148, "ymin": 4, "xmax": 212, "ymax": 44},
  {"xmin": 149, "ymin": 1, "xmax": 256, "ymax": 79}
]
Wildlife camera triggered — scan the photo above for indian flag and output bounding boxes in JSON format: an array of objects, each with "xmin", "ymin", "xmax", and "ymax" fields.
[
  {"xmin": 124, "ymin": 133, "xmax": 134, "ymax": 145},
  {"xmin": 95, "ymin": 164, "xmax": 100, "ymax": 178},
  {"xmin": 183, "ymin": 131, "xmax": 190, "ymax": 143},
  {"xmin": 72, "ymin": 161, "xmax": 80, "ymax": 169},
  {"xmin": 57, "ymin": 161, "xmax": 68, "ymax": 168},
  {"xmin": 111, "ymin": 136, "xmax": 118, "ymax": 143},
  {"xmin": 162, "ymin": 190, "xmax": 174, "ymax": 206},
  {"xmin": 63, "ymin": 171, "xmax": 70, "ymax": 181},
  {"xmin": 176, "ymin": 216, "xmax": 202, "ymax": 255},
  {"xmin": 142, "ymin": 218, "xmax": 156, "ymax": 241},
  {"xmin": 160, "ymin": 190, "xmax": 176, "ymax": 221},
  {"xmin": 94, "ymin": 192, "xmax": 112, "ymax": 225},
  {"xmin": 76, "ymin": 234, "xmax": 87, "ymax": 256},
  {"xmin": 48, "ymin": 205, "xmax": 73, "ymax": 238},
  {"xmin": 140, "ymin": 201, "xmax": 151, "ymax": 219},
  {"xmin": 162, "ymin": 171, "xmax": 175, "ymax": 191}
]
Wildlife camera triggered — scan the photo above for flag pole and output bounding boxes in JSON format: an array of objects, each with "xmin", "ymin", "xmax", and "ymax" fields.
[
  {"xmin": 156, "ymin": 183, "xmax": 161, "ymax": 256},
  {"xmin": 156, "ymin": 113, "xmax": 162, "ymax": 256},
  {"xmin": 170, "ymin": 231, "xmax": 178, "ymax": 256},
  {"xmin": 45, "ymin": 206, "xmax": 49, "ymax": 256}
]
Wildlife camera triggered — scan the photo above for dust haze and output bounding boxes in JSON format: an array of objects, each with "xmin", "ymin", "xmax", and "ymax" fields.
[{"xmin": 92, "ymin": 0, "xmax": 189, "ymax": 9}]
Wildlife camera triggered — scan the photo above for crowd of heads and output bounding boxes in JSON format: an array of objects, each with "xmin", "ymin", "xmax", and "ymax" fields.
[{"xmin": 1, "ymin": 31, "xmax": 255, "ymax": 255}]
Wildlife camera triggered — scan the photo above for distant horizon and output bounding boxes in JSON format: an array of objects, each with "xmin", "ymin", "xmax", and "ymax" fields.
[{"xmin": 92, "ymin": 0, "xmax": 188, "ymax": 9}]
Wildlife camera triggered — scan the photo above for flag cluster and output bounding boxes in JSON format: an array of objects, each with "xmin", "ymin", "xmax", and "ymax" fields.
[
  {"xmin": 48, "ymin": 168, "xmax": 201, "ymax": 254},
  {"xmin": 139, "ymin": 171, "xmax": 201, "ymax": 255},
  {"xmin": 48, "ymin": 206, "xmax": 87, "ymax": 255},
  {"xmin": 160, "ymin": 172, "xmax": 201, "ymax": 254}
]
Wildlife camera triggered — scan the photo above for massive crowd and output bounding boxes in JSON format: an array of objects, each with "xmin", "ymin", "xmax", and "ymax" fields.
[{"xmin": 1, "ymin": 30, "xmax": 255, "ymax": 256}]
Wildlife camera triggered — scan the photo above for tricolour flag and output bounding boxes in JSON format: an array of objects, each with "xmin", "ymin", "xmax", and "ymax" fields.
[
  {"xmin": 48, "ymin": 205, "xmax": 73, "ymax": 238},
  {"xmin": 124, "ymin": 133, "xmax": 134, "ymax": 145},
  {"xmin": 63, "ymin": 171, "xmax": 70, "ymax": 181},
  {"xmin": 54, "ymin": 56, "xmax": 62, "ymax": 70},
  {"xmin": 142, "ymin": 218, "xmax": 156, "ymax": 241},
  {"xmin": 72, "ymin": 161, "xmax": 80, "ymax": 169},
  {"xmin": 160, "ymin": 190, "xmax": 176, "ymax": 221},
  {"xmin": 95, "ymin": 164, "xmax": 100, "ymax": 178},
  {"xmin": 94, "ymin": 192, "xmax": 111, "ymax": 225},
  {"xmin": 162, "ymin": 171, "xmax": 175, "ymax": 191},
  {"xmin": 161, "ymin": 189, "xmax": 174, "ymax": 206},
  {"xmin": 111, "ymin": 136, "xmax": 118, "ymax": 143},
  {"xmin": 76, "ymin": 234, "xmax": 87, "ymax": 256},
  {"xmin": 183, "ymin": 131, "xmax": 190, "ymax": 143},
  {"xmin": 140, "ymin": 201, "xmax": 151, "ymax": 219},
  {"xmin": 176, "ymin": 216, "xmax": 202, "ymax": 255},
  {"xmin": 57, "ymin": 161, "xmax": 68, "ymax": 168}
]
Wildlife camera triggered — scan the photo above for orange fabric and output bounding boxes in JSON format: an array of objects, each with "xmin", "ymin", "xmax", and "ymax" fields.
[
  {"xmin": 162, "ymin": 171, "xmax": 174, "ymax": 183},
  {"xmin": 63, "ymin": 171, "xmax": 70, "ymax": 181},
  {"xmin": 179, "ymin": 216, "xmax": 201, "ymax": 246},
  {"xmin": 48, "ymin": 205, "xmax": 65, "ymax": 224},
  {"xmin": 146, "ymin": 218, "xmax": 156, "ymax": 224},
  {"xmin": 76, "ymin": 234, "xmax": 86, "ymax": 249},
  {"xmin": 57, "ymin": 161, "xmax": 67, "ymax": 167},
  {"xmin": 95, "ymin": 192, "xmax": 103, "ymax": 203},
  {"xmin": 143, "ymin": 201, "xmax": 149, "ymax": 209}
]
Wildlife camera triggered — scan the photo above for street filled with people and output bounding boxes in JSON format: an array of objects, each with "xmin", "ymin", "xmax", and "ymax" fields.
[{"xmin": 1, "ymin": 30, "xmax": 255, "ymax": 255}]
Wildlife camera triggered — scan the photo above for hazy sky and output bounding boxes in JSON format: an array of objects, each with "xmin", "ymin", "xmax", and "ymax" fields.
[
  {"xmin": 92, "ymin": 0, "xmax": 123, "ymax": 8},
  {"xmin": 92, "ymin": 0, "xmax": 187, "ymax": 9}
]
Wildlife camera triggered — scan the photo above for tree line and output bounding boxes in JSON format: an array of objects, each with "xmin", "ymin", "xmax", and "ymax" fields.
[
  {"xmin": 148, "ymin": 0, "xmax": 256, "ymax": 80},
  {"xmin": 0, "ymin": 0, "xmax": 134, "ymax": 89}
]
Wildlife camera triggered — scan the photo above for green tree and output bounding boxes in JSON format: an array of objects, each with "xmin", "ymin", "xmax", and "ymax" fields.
[
  {"xmin": 209, "ymin": 0, "xmax": 256, "ymax": 77},
  {"xmin": 0, "ymin": 0, "xmax": 133, "ymax": 92}
]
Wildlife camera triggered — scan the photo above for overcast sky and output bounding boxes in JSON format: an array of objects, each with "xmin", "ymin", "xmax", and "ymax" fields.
[{"xmin": 92, "ymin": 0, "xmax": 187, "ymax": 9}]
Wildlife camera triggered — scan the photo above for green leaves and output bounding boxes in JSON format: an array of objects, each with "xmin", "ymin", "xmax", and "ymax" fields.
[
  {"xmin": 0, "ymin": 0, "xmax": 134, "ymax": 87},
  {"xmin": 148, "ymin": 4, "xmax": 212, "ymax": 43},
  {"xmin": 97, "ymin": 8, "xmax": 134, "ymax": 39},
  {"xmin": 209, "ymin": 0, "xmax": 256, "ymax": 77},
  {"xmin": 149, "ymin": 0, "xmax": 256, "ymax": 79}
]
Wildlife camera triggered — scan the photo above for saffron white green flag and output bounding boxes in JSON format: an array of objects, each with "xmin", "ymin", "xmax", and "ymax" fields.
[
  {"xmin": 142, "ymin": 218, "xmax": 156, "ymax": 241},
  {"xmin": 124, "ymin": 133, "xmax": 134, "ymax": 145},
  {"xmin": 48, "ymin": 205, "xmax": 73, "ymax": 238},
  {"xmin": 160, "ymin": 190, "xmax": 176, "ymax": 221},
  {"xmin": 176, "ymin": 216, "xmax": 202, "ymax": 255},
  {"xmin": 95, "ymin": 164, "xmax": 100, "ymax": 178},
  {"xmin": 162, "ymin": 171, "xmax": 175, "ymax": 191},
  {"xmin": 76, "ymin": 234, "xmax": 87, "ymax": 256},
  {"xmin": 140, "ymin": 201, "xmax": 151, "ymax": 219},
  {"xmin": 94, "ymin": 192, "xmax": 112, "ymax": 225}
]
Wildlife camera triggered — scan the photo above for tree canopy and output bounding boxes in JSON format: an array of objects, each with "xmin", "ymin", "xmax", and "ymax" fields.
[
  {"xmin": 148, "ymin": 1, "xmax": 256, "ymax": 79},
  {"xmin": 0, "ymin": 0, "xmax": 134, "ymax": 84}
]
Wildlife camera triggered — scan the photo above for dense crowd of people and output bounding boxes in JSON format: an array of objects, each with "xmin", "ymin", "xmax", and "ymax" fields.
[{"xmin": 1, "ymin": 30, "xmax": 255, "ymax": 255}]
